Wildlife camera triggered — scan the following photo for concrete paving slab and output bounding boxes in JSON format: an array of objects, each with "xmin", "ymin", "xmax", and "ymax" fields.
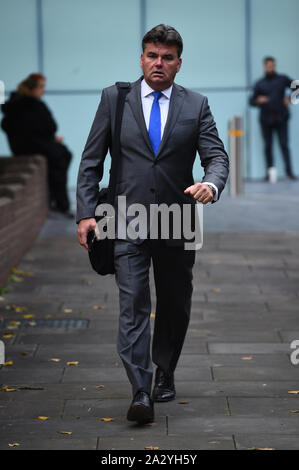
[
  {"xmin": 0, "ymin": 416, "xmax": 167, "ymax": 439},
  {"xmin": 0, "ymin": 367, "xmax": 64, "ymax": 384},
  {"xmin": 167, "ymin": 416, "xmax": 299, "ymax": 435},
  {"xmin": 0, "ymin": 438, "xmax": 98, "ymax": 450},
  {"xmin": 98, "ymin": 434, "xmax": 235, "ymax": 450},
  {"xmin": 0, "ymin": 382, "xmax": 132, "ymax": 400},
  {"xmin": 228, "ymin": 397, "xmax": 299, "ymax": 417},
  {"xmin": 177, "ymin": 353, "xmax": 291, "ymax": 368},
  {"xmin": 234, "ymin": 434, "xmax": 299, "ymax": 450},
  {"xmin": 208, "ymin": 343, "xmax": 291, "ymax": 354},
  {"xmin": 0, "ymin": 399, "xmax": 64, "ymax": 419},
  {"xmin": 212, "ymin": 365, "xmax": 298, "ymax": 381}
]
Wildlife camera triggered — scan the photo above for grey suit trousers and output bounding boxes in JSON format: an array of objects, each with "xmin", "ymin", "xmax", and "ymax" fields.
[{"xmin": 114, "ymin": 238, "xmax": 196, "ymax": 396}]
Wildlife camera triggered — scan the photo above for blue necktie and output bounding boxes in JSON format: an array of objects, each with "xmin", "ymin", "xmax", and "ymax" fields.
[{"xmin": 148, "ymin": 91, "xmax": 162, "ymax": 156}]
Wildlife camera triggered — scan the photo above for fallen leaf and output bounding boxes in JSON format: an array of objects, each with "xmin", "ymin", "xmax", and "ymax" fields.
[
  {"xmin": 66, "ymin": 361, "xmax": 79, "ymax": 366},
  {"xmin": 58, "ymin": 431, "xmax": 72, "ymax": 435},
  {"xmin": 242, "ymin": 357, "xmax": 253, "ymax": 361},
  {"xmin": 100, "ymin": 418, "xmax": 115, "ymax": 422},
  {"xmin": 9, "ymin": 320, "xmax": 21, "ymax": 327},
  {"xmin": 64, "ymin": 309, "xmax": 72, "ymax": 313},
  {"xmin": 178, "ymin": 400, "xmax": 189, "ymax": 404},
  {"xmin": 3, "ymin": 333, "xmax": 14, "ymax": 339},
  {"xmin": 289, "ymin": 410, "xmax": 299, "ymax": 413},
  {"xmin": 3, "ymin": 361, "xmax": 13, "ymax": 367},
  {"xmin": 93, "ymin": 305, "xmax": 104, "ymax": 310},
  {"xmin": 14, "ymin": 306, "xmax": 28, "ymax": 312},
  {"xmin": 37, "ymin": 416, "xmax": 49, "ymax": 420},
  {"xmin": 23, "ymin": 314, "xmax": 35, "ymax": 319},
  {"xmin": 21, "ymin": 352, "xmax": 28, "ymax": 356},
  {"xmin": 144, "ymin": 446, "xmax": 159, "ymax": 450},
  {"xmin": 50, "ymin": 358, "xmax": 61, "ymax": 362},
  {"xmin": 288, "ymin": 391, "xmax": 299, "ymax": 395},
  {"xmin": 10, "ymin": 275, "xmax": 24, "ymax": 283},
  {"xmin": 0, "ymin": 386, "xmax": 18, "ymax": 392},
  {"xmin": 12, "ymin": 268, "xmax": 34, "ymax": 276},
  {"xmin": 8, "ymin": 443, "xmax": 20, "ymax": 447},
  {"xmin": 190, "ymin": 329, "xmax": 199, "ymax": 333},
  {"xmin": 95, "ymin": 385, "xmax": 105, "ymax": 389},
  {"xmin": 252, "ymin": 447, "xmax": 275, "ymax": 451}
]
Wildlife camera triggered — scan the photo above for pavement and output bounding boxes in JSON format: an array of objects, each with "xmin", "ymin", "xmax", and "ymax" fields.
[{"xmin": 0, "ymin": 180, "xmax": 299, "ymax": 450}]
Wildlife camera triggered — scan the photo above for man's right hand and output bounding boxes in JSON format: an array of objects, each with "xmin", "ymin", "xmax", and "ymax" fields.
[
  {"xmin": 77, "ymin": 218, "xmax": 97, "ymax": 250},
  {"xmin": 256, "ymin": 95, "xmax": 269, "ymax": 105}
]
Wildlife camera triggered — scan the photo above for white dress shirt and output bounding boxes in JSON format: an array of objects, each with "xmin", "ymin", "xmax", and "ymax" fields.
[{"xmin": 140, "ymin": 78, "xmax": 218, "ymax": 202}]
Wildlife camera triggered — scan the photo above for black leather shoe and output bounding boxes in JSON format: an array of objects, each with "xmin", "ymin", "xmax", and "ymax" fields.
[
  {"xmin": 152, "ymin": 367, "xmax": 176, "ymax": 402},
  {"xmin": 127, "ymin": 391, "xmax": 154, "ymax": 424}
]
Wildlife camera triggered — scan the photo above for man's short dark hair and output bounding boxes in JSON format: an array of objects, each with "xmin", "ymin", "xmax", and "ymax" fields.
[
  {"xmin": 142, "ymin": 24, "xmax": 183, "ymax": 58},
  {"xmin": 264, "ymin": 56, "xmax": 276, "ymax": 64}
]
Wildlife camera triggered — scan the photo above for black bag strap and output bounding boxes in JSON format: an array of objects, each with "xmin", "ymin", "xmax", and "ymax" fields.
[{"xmin": 106, "ymin": 81, "xmax": 131, "ymax": 206}]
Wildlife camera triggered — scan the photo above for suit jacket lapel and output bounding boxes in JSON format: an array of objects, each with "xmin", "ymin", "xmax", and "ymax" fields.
[
  {"xmin": 127, "ymin": 77, "xmax": 154, "ymax": 156},
  {"xmin": 156, "ymin": 83, "xmax": 184, "ymax": 159},
  {"xmin": 126, "ymin": 78, "xmax": 185, "ymax": 159}
]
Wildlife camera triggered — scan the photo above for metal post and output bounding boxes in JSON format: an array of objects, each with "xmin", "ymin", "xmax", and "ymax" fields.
[{"xmin": 228, "ymin": 115, "xmax": 243, "ymax": 196}]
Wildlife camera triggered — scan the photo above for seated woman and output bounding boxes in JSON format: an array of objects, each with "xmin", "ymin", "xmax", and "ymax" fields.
[{"xmin": 1, "ymin": 73, "xmax": 73, "ymax": 217}]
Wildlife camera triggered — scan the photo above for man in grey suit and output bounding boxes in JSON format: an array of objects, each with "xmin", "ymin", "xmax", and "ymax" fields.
[{"xmin": 77, "ymin": 24, "xmax": 229, "ymax": 424}]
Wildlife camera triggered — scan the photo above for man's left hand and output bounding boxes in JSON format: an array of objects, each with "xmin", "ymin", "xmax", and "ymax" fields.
[{"xmin": 184, "ymin": 183, "xmax": 213, "ymax": 204}]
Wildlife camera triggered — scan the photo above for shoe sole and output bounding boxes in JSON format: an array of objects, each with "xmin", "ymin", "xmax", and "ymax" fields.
[
  {"xmin": 127, "ymin": 403, "xmax": 154, "ymax": 424},
  {"xmin": 153, "ymin": 394, "xmax": 175, "ymax": 403}
]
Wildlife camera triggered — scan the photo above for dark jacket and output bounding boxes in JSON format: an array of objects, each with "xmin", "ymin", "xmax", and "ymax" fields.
[
  {"xmin": 1, "ymin": 92, "xmax": 70, "ymax": 168},
  {"xmin": 249, "ymin": 73, "xmax": 293, "ymax": 126}
]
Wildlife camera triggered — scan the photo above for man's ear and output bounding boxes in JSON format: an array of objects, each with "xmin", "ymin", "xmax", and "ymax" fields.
[{"xmin": 177, "ymin": 58, "xmax": 182, "ymax": 73}]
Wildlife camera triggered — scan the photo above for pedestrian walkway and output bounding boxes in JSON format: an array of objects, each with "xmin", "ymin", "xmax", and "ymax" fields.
[{"xmin": 0, "ymin": 182, "xmax": 299, "ymax": 450}]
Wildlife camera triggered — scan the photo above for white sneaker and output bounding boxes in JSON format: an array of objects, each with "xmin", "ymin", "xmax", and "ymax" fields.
[{"xmin": 268, "ymin": 167, "xmax": 277, "ymax": 183}]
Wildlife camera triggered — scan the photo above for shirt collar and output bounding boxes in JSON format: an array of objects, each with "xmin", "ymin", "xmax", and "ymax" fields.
[{"xmin": 141, "ymin": 78, "xmax": 173, "ymax": 99}]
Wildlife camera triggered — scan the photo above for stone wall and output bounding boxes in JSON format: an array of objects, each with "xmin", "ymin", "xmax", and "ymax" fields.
[{"xmin": 0, "ymin": 155, "xmax": 49, "ymax": 286}]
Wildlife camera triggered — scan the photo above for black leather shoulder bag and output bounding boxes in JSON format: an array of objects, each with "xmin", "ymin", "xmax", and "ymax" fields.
[{"xmin": 87, "ymin": 81, "xmax": 131, "ymax": 275}]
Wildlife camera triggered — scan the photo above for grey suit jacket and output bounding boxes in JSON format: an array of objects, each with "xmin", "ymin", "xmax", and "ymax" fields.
[{"xmin": 76, "ymin": 76, "xmax": 229, "ymax": 242}]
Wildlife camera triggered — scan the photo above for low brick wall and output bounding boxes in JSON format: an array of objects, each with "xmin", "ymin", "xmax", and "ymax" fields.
[{"xmin": 0, "ymin": 155, "xmax": 49, "ymax": 286}]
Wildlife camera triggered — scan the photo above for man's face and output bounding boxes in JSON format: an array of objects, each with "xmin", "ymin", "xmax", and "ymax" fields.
[
  {"xmin": 140, "ymin": 42, "xmax": 182, "ymax": 91},
  {"xmin": 264, "ymin": 60, "xmax": 276, "ymax": 75}
]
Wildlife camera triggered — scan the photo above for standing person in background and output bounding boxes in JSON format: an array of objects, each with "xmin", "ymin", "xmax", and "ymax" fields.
[
  {"xmin": 249, "ymin": 57, "xmax": 297, "ymax": 182},
  {"xmin": 1, "ymin": 73, "xmax": 74, "ymax": 217}
]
